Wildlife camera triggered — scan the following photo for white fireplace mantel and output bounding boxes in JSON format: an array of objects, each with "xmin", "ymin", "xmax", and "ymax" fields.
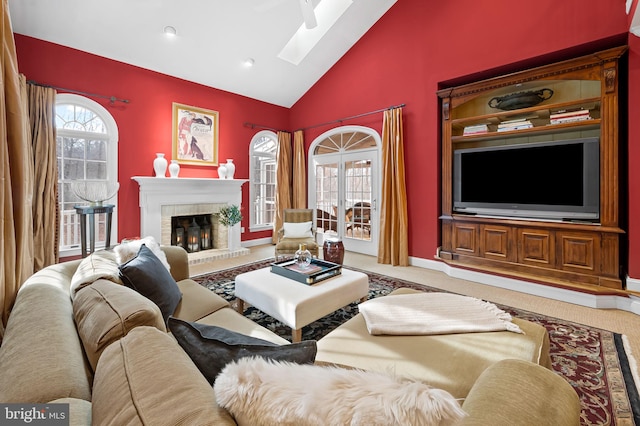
[{"xmin": 132, "ymin": 177, "xmax": 248, "ymax": 249}]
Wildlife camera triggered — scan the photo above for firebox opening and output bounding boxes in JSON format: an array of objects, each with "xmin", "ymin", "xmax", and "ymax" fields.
[{"xmin": 172, "ymin": 214, "xmax": 213, "ymax": 253}]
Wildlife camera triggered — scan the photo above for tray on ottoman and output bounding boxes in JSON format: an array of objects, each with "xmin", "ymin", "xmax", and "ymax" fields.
[{"xmin": 270, "ymin": 258, "xmax": 341, "ymax": 285}]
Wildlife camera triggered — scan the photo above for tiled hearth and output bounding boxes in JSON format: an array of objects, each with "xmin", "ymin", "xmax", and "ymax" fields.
[{"xmin": 132, "ymin": 176, "xmax": 249, "ymax": 264}]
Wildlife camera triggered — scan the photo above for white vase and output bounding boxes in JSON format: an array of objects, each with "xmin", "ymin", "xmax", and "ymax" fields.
[
  {"xmin": 225, "ymin": 159, "xmax": 236, "ymax": 180},
  {"xmin": 218, "ymin": 163, "xmax": 228, "ymax": 179},
  {"xmin": 153, "ymin": 153, "xmax": 167, "ymax": 178},
  {"xmin": 169, "ymin": 160, "xmax": 180, "ymax": 178}
]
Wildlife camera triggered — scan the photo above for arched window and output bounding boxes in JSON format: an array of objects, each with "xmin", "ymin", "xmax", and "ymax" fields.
[
  {"xmin": 55, "ymin": 94, "xmax": 119, "ymax": 256},
  {"xmin": 249, "ymin": 131, "xmax": 278, "ymax": 231}
]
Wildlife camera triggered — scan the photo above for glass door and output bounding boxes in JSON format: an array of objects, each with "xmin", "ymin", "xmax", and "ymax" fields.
[
  {"xmin": 313, "ymin": 151, "xmax": 378, "ymax": 256},
  {"xmin": 342, "ymin": 151, "xmax": 377, "ymax": 255}
]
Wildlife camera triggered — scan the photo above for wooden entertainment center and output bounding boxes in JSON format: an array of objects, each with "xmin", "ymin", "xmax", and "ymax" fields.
[{"xmin": 437, "ymin": 46, "xmax": 627, "ymax": 290}]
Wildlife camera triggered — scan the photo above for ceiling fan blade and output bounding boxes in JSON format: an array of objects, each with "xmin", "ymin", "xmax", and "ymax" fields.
[{"xmin": 298, "ymin": 0, "xmax": 317, "ymax": 29}]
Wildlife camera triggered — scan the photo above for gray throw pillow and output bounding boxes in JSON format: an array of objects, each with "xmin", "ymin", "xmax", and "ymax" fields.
[
  {"xmin": 119, "ymin": 244, "xmax": 182, "ymax": 324},
  {"xmin": 167, "ymin": 317, "xmax": 317, "ymax": 385}
]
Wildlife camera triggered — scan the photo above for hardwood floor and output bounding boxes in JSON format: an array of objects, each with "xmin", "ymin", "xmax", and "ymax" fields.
[{"xmin": 191, "ymin": 244, "xmax": 640, "ymax": 367}]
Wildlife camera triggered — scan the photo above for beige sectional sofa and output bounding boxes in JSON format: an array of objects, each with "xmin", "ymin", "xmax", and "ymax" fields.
[{"xmin": 0, "ymin": 245, "xmax": 581, "ymax": 425}]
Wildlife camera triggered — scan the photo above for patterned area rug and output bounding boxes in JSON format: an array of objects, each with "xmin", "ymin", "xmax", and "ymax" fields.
[{"xmin": 193, "ymin": 259, "xmax": 640, "ymax": 426}]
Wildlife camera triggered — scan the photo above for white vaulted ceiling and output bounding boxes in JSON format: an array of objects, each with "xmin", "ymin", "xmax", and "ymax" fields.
[{"xmin": 8, "ymin": 0, "xmax": 397, "ymax": 107}]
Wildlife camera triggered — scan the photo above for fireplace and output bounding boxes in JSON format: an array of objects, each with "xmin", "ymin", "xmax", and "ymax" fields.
[{"xmin": 132, "ymin": 177, "xmax": 249, "ymax": 264}]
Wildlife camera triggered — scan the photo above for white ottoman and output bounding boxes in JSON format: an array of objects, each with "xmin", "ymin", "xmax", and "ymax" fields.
[{"xmin": 235, "ymin": 267, "xmax": 369, "ymax": 342}]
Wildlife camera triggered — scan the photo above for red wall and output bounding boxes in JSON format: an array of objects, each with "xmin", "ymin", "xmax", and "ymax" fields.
[
  {"xmin": 290, "ymin": 0, "xmax": 635, "ymax": 270},
  {"xmin": 15, "ymin": 35, "xmax": 288, "ymax": 242},
  {"xmin": 14, "ymin": 0, "xmax": 640, "ymax": 279}
]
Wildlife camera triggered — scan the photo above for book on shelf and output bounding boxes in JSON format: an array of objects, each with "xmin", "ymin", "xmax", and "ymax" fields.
[
  {"xmin": 497, "ymin": 119, "xmax": 533, "ymax": 132},
  {"xmin": 463, "ymin": 124, "xmax": 489, "ymax": 135},
  {"xmin": 549, "ymin": 109, "xmax": 591, "ymax": 124},
  {"xmin": 550, "ymin": 109, "xmax": 590, "ymax": 119},
  {"xmin": 550, "ymin": 115, "xmax": 592, "ymax": 125}
]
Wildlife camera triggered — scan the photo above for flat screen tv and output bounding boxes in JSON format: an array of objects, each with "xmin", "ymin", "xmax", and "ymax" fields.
[{"xmin": 453, "ymin": 137, "xmax": 600, "ymax": 221}]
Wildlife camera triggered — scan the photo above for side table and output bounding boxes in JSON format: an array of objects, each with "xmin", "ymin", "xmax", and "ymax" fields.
[
  {"xmin": 74, "ymin": 204, "xmax": 114, "ymax": 257},
  {"xmin": 323, "ymin": 238, "xmax": 345, "ymax": 264}
]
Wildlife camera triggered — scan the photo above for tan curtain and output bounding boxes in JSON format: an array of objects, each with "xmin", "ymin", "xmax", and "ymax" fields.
[
  {"xmin": 28, "ymin": 83, "xmax": 59, "ymax": 270},
  {"xmin": 292, "ymin": 130, "xmax": 306, "ymax": 209},
  {"xmin": 1, "ymin": 0, "xmax": 34, "ymax": 339},
  {"xmin": 378, "ymin": 107, "xmax": 408, "ymax": 266},
  {"xmin": 273, "ymin": 131, "xmax": 292, "ymax": 243}
]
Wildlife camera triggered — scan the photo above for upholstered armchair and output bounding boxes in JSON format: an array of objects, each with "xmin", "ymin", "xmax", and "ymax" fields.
[{"xmin": 275, "ymin": 209, "xmax": 319, "ymax": 260}]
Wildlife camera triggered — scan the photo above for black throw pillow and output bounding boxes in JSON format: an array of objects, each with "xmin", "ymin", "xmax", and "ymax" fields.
[
  {"xmin": 119, "ymin": 244, "xmax": 182, "ymax": 324},
  {"xmin": 167, "ymin": 317, "xmax": 317, "ymax": 385}
]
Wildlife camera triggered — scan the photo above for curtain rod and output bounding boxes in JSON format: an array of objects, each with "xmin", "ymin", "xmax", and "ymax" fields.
[
  {"xmin": 295, "ymin": 103, "xmax": 405, "ymax": 132},
  {"xmin": 242, "ymin": 122, "xmax": 286, "ymax": 133},
  {"xmin": 243, "ymin": 103, "xmax": 405, "ymax": 134},
  {"xmin": 27, "ymin": 80, "xmax": 130, "ymax": 105}
]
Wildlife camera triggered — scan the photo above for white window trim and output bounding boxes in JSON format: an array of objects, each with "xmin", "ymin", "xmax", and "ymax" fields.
[
  {"xmin": 56, "ymin": 94, "xmax": 119, "ymax": 258},
  {"xmin": 307, "ymin": 125, "xmax": 381, "ymax": 195},
  {"xmin": 249, "ymin": 130, "xmax": 277, "ymax": 232}
]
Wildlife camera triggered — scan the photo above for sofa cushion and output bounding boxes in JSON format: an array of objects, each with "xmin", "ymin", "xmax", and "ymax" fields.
[
  {"xmin": 214, "ymin": 356, "xmax": 466, "ymax": 426},
  {"xmin": 168, "ymin": 317, "xmax": 317, "ymax": 385},
  {"xmin": 0, "ymin": 283, "xmax": 92, "ymax": 403},
  {"xmin": 49, "ymin": 398, "xmax": 92, "ymax": 426},
  {"xmin": 118, "ymin": 244, "xmax": 182, "ymax": 324},
  {"xmin": 92, "ymin": 326, "xmax": 235, "ymax": 425},
  {"xmin": 114, "ymin": 236, "xmax": 171, "ymax": 271},
  {"xmin": 70, "ymin": 249, "xmax": 122, "ymax": 298},
  {"xmin": 73, "ymin": 279, "xmax": 166, "ymax": 372},
  {"xmin": 172, "ymin": 278, "xmax": 230, "ymax": 322}
]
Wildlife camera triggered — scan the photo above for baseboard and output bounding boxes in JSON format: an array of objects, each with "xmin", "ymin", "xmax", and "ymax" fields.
[
  {"xmin": 409, "ymin": 255, "xmax": 640, "ymax": 316},
  {"xmin": 242, "ymin": 237, "xmax": 273, "ymax": 248},
  {"xmin": 626, "ymin": 275, "xmax": 640, "ymax": 292}
]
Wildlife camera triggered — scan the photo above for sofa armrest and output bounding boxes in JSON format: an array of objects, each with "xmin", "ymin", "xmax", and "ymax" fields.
[
  {"xmin": 161, "ymin": 245, "xmax": 190, "ymax": 281},
  {"xmin": 460, "ymin": 359, "xmax": 580, "ymax": 426}
]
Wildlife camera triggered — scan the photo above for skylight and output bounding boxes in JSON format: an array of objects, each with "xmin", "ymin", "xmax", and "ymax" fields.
[{"xmin": 278, "ymin": 0, "xmax": 353, "ymax": 65}]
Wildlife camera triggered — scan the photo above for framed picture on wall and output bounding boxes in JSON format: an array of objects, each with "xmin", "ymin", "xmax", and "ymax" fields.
[{"xmin": 172, "ymin": 103, "xmax": 219, "ymax": 166}]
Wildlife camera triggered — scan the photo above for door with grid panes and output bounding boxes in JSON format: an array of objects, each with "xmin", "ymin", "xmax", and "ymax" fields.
[{"xmin": 310, "ymin": 128, "xmax": 379, "ymax": 256}]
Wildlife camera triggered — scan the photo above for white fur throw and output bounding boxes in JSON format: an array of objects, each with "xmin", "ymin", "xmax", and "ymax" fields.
[
  {"xmin": 214, "ymin": 357, "xmax": 466, "ymax": 426},
  {"xmin": 69, "ymin": 250, "xmax": 123, "ymax": 298},
  {"xmin": 359, "ymin": 292, "xmax": 523, "ymax": 336},
  {"xmin": 114, "ymin": 236, "xmax": 170, "ymax": 271}
]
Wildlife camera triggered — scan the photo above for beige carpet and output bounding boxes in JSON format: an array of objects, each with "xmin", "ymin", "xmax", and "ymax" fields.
[{"xmin": 191, "ymin": 244, "xmax": 640, "ymax": 366}]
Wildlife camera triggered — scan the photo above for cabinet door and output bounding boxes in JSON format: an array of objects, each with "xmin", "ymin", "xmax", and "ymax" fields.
[
  {"xmin": 480, "ymin": 224, "xmax": 514, "ymax": 262},
  {"xmin": 452, "ymin": 223, "xmax": 479, "ymax": 256},
  {"xmin": 517, "ymin": 228, "xmax": 555, "ymax": 268},
  {"xmin": 556, "ymin": 231, "xmax": 599, "ymax": 274}
]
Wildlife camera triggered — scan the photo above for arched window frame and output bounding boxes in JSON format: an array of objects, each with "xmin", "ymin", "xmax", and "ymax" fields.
[
  {"xmin": 56, "ymin": 94, "xmax": 119, "ymax": 257},
  {"xmin": 249, "ymin": 130, "xmax": 278, "ymax": 232}
]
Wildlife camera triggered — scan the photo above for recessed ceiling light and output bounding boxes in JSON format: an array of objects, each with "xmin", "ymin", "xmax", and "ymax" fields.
[
  {"xmin": 163, "ymin": 26, "xmax": 177, "ymax": 37},
  {"xmin": 243, "ymin": 58, "xmax": 255, "ymax": 68}
]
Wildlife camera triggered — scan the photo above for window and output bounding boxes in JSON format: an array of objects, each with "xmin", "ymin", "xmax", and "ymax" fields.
[
  {"xmin": 249, "ymin": 131, "xmax": 277, "ymax": 231},
  {"xmin": 55, "ymin": 94, "xmax": 118, "ymax": 256}
]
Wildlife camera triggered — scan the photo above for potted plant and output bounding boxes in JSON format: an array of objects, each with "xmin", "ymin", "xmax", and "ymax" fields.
[{"xmin": 217, "ymin": 205, "xmax": 242, "ymax": 227}]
